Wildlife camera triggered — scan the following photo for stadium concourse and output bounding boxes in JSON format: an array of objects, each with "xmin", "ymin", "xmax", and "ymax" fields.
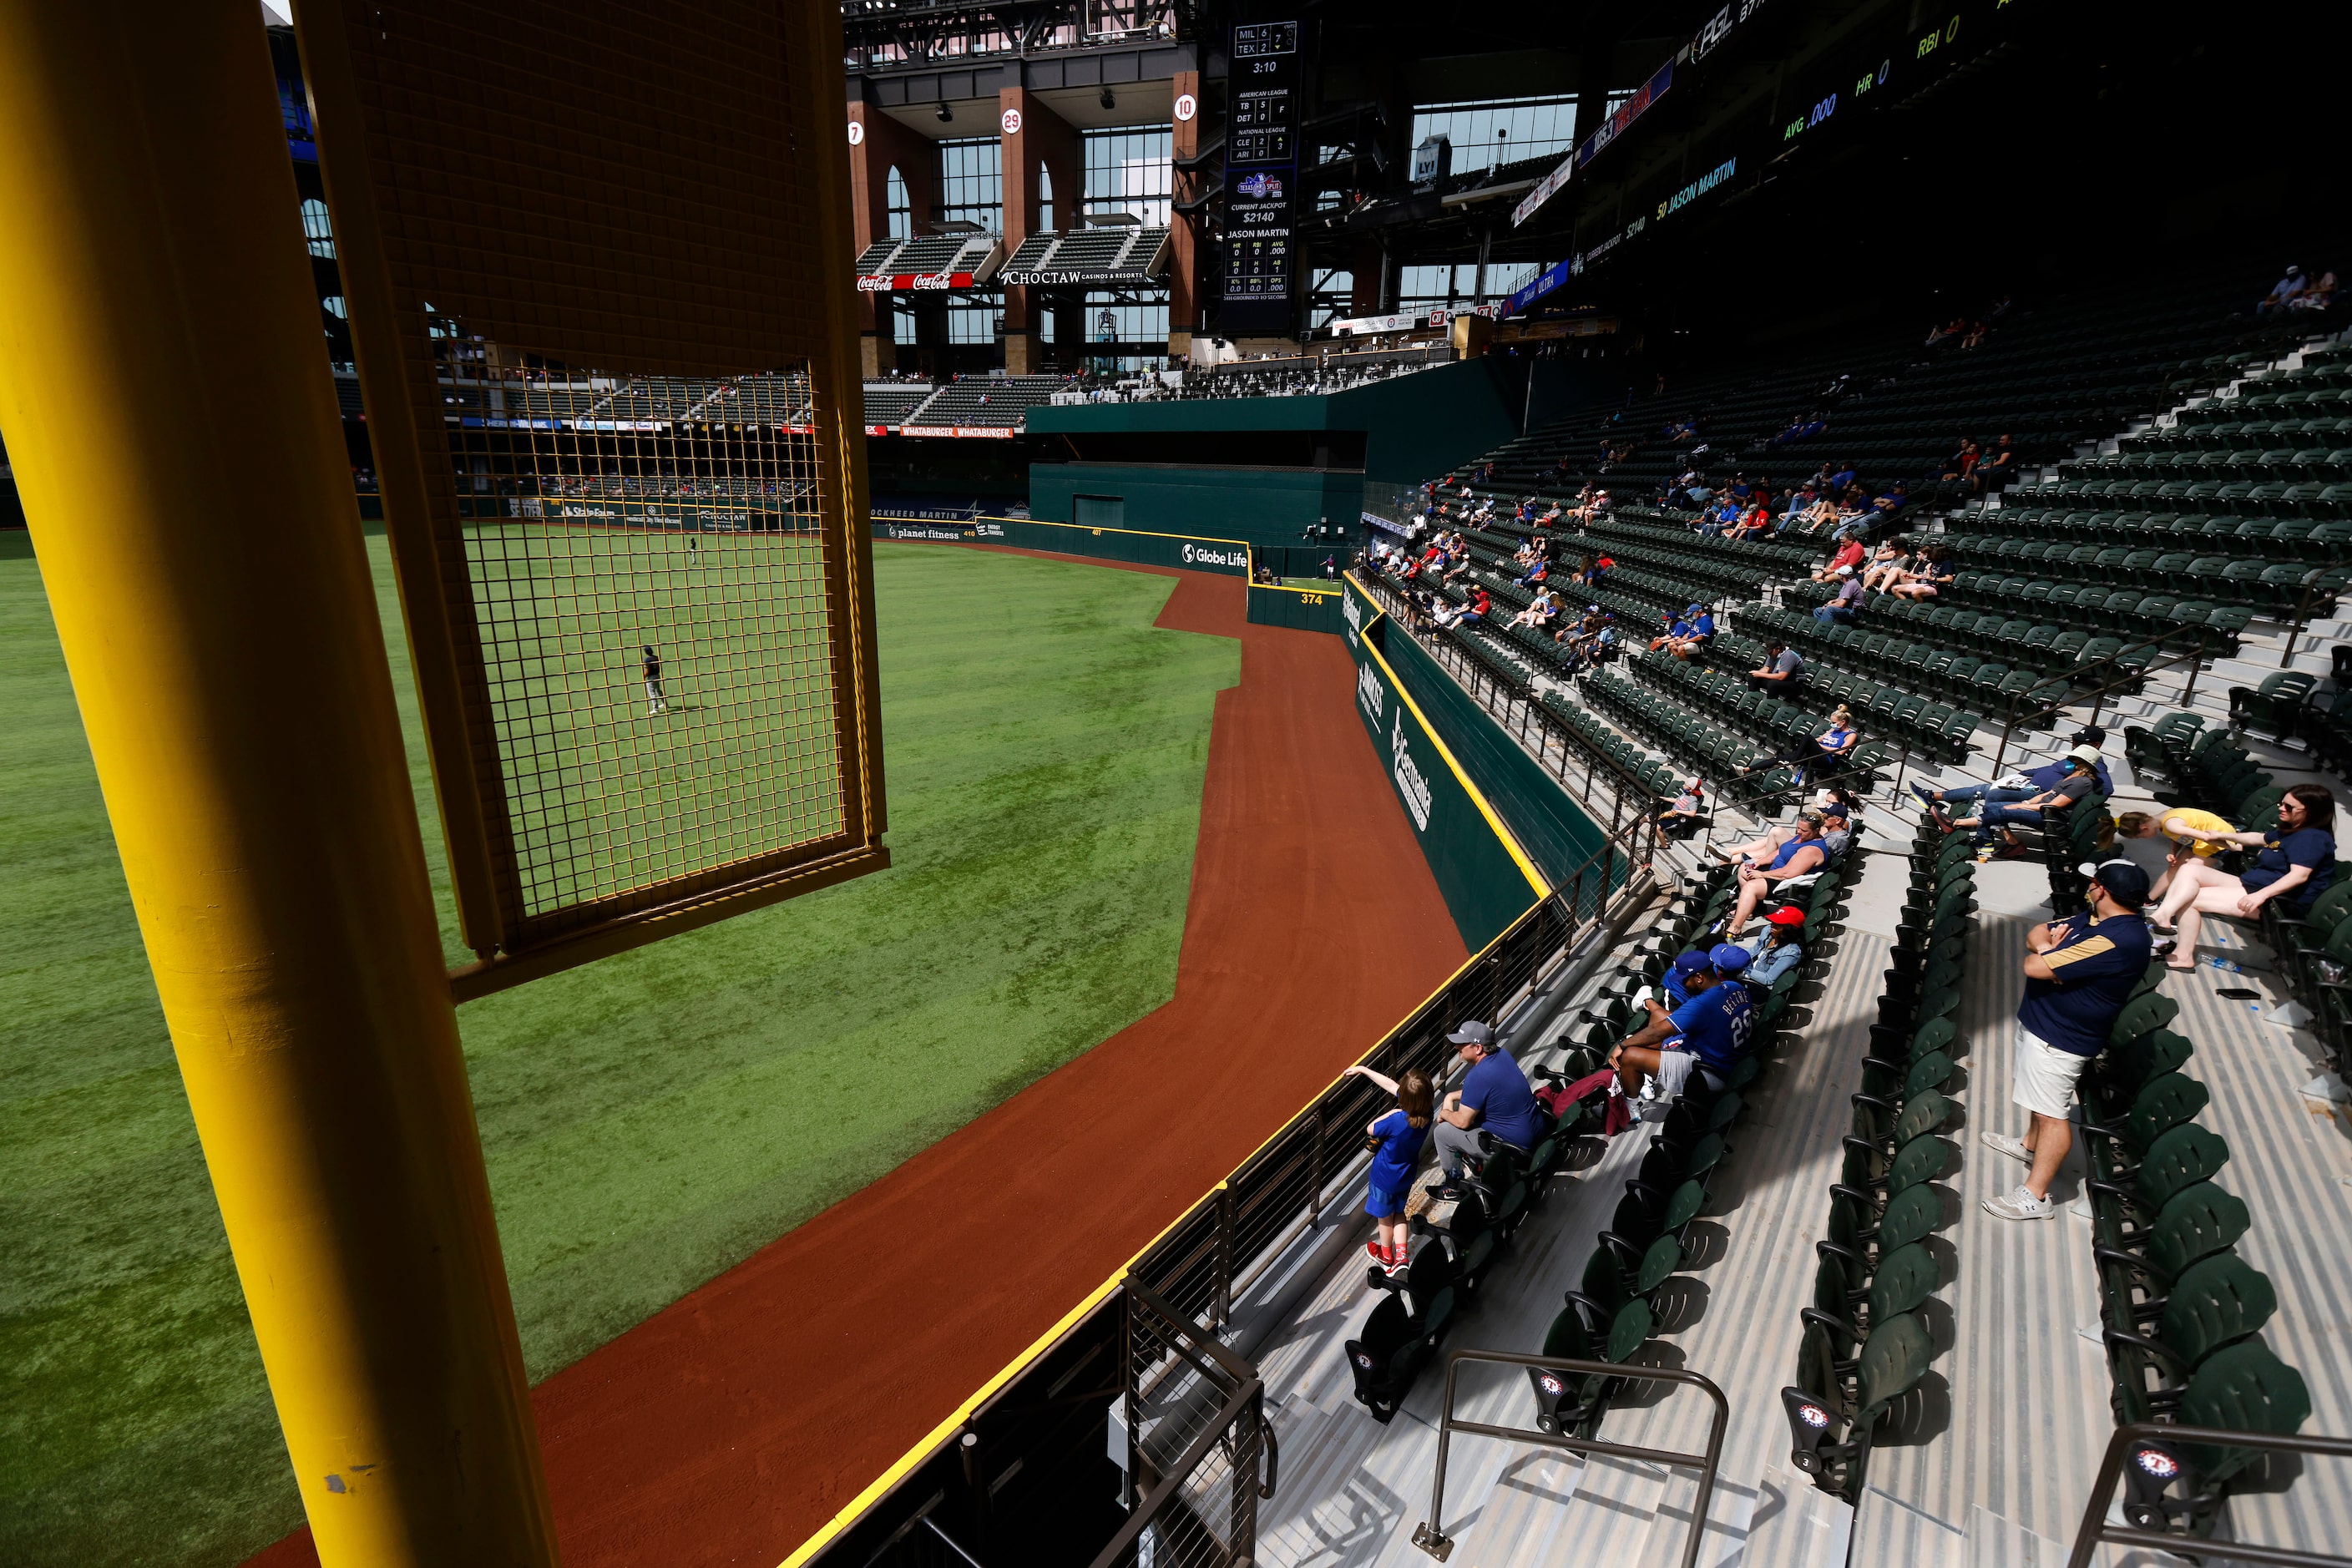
[{"xmin": 239, "ymin": 554, "xmax": 1468, "ymax": 1568}]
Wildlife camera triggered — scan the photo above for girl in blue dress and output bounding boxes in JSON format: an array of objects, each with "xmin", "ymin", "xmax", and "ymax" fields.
[{"xmin": 1345, "ymin": 1064, "xmax": 1435, "ymax": 1276}]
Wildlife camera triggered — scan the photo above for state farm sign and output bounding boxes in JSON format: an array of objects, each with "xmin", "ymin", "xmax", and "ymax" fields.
[{"xmin": 856, "ymin": 271, "xmax": 976, "ymax": 293}]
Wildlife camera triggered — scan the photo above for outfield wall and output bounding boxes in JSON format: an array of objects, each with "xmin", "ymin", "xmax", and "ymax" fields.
[
  {"xmin": 1373, "ymin": 609, "xmax": 1611, "ymax": 888},
  {"xmin": 1024, "ymin": 358, "xmax": 1525, "ymax": 544},
  {"xmin": 1338, "ymin": 576, "xmax": 1546, "ymax": 951}
]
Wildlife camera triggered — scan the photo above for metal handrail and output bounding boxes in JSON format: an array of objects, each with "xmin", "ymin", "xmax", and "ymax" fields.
[
  {"xmin": 1411, "ymin": 1350, "xmax": 1731, "ymax": 1568},
  {"xmin": 1088, "ymin": 1377, "xmax": 1264, "ymax": 1568},
  {"xmin": 1356, "ymin": 570, "xmax": 1667, "ymax": 827},
  {"xmin": 2066, "ymin": 1421, "xmax": 2352, "ymax": 1568},
  {"xmin": 1098, "ymin": 1278, "xmax": 1272, "ymax": 1568},
  {"xmin": 1126, "ymin": 788, "xmax": 1662, "ymax": 1323},
  {"xmin": 1989, "ymin": 628, "xmax": 2215, "ymax": 776}
]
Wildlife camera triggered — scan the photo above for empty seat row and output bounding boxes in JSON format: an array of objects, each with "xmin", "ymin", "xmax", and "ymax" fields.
[
  {"xmin": 1784, "ymin": 819, "xmax": 1976, "ymax": 1498},
  {"xmin": 2076, "ymin": 987, "xmax": 2314, "ymax": 1540}
]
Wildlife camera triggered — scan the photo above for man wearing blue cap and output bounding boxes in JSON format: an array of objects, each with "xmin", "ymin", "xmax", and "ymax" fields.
[
  {"xmin": 1610, "ymin": 944, "xmax": 1757, "ymax": 1103},
  {"xmin": 1666, "ymin": 604, "xmax": 1715, "ymax": 660},
  {"xmin": 1649, "ymin": 606, "xmax": 1698, "ymax": 655},
  {"xmin": 1981, "ymin": 861, "xmax": 2154, "ymax": 1222},
  {"xmin": 1432, "ymin": 1020, "xmax": 1545, "ymax": 1181}
]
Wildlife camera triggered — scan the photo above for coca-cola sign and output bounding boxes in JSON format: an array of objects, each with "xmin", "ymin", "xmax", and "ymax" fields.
[{"xmin": 856, "ymin": 271, "xmax": 976, "ymax": 293}]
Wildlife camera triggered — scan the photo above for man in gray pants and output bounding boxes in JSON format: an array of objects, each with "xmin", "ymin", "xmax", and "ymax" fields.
[{"xmin": 1432, "ymin": 1020, "xmax": 1545, "ymax": 1181}]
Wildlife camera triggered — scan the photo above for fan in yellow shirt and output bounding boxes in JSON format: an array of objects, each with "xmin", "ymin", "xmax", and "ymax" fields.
[{"xmin": 2159, "ymin": 807, "xmax": 2236, "ymax": 857}]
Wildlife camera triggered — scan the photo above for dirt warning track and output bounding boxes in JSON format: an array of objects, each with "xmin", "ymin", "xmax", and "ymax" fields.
[{"xmin": 249, "ymin": 558, "xmax": 1461, "ymax": 1568}]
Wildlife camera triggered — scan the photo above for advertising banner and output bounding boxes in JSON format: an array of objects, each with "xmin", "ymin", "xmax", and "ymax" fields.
[
  {"xmin": 1341, "ymin": 579, "xmax": 1546, "ymax": 950},
  {"xmin": 855, "ymin": 271, "xmax": 977, "ymax": 293},
  {"xmin": 510, "ymin": 497, "xmax": 814, "ymax": 533}
]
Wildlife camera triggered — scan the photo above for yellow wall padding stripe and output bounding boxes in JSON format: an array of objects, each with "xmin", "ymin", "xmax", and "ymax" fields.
[{"xmin": 1346, "ymin": 582, "xmax": 1550, "ymax": 900}]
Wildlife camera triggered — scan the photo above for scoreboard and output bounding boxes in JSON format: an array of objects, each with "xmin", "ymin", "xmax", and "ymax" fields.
[{"xmin": 1220, "ymin": 20, "xmax": 1300, "ymax": 335}]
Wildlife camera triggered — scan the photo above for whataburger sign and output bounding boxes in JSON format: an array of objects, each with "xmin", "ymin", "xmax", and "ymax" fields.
[{"xmin": 857, "ymin": 271, "xmax": 976, "ymax": 293}]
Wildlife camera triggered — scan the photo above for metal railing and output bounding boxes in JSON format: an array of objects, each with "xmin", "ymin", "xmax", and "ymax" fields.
[
  {"xmin": 1124, "ymin": 796, "xmax": 1662, "ymax": 1332},
  {"xmin": 1988, "ymin": 629, "xmax": 2218, "ymax": 776},
  {"xmin": 2066, "ymin": 1422, "xmax": 2352, "ymax": 1568},
  {"xmin": 1410, "ymin": 1351, "xmax": 1731, "ymax": 1568},
  {"xmin": 1357, "ymin": 572, "xmax": 1666, "ymax": 836},
  {"xmin": 1098, "ymin": 1278, "xmax": 1271, "ymax": 1568}
]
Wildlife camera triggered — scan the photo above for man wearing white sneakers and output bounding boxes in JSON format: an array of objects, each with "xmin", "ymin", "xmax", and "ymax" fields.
[{"xmin": 1981, "ymin": 860, "xmax": 2154, "ymax": 1220}]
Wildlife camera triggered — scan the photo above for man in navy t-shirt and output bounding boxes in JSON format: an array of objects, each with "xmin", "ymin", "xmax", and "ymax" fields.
[
  {"xmin": 1982, "ymin": 862, "xmax": 2154, "ymax": 1223},
  {"xmin": 1432, "ymin": 1020, "xmax": 1544, "ymax": 1180},
  {"xmin": 1610, "ymin": 944, "xmax": 1757, "ymax": 1104}
]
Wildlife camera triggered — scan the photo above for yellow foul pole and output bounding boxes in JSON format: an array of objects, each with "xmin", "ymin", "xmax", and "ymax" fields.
[{"xmin": 0, "ymin": 6, "xmax": 558, "ymax": 1565}]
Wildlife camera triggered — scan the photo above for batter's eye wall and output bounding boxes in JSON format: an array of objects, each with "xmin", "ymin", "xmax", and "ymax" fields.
[{"xmin": 299, "ymin": 0, "xmax": 888, "ymax": 989}]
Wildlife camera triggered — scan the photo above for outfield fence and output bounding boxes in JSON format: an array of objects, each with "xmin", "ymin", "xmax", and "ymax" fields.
[{"xmin": 1243, "ymin": 546, "xmax": 1347, "ymax": 635}]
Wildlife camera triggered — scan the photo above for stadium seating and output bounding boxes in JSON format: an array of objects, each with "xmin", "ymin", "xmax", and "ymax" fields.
[
  {"xmin": 994, "ymin": 225, "xmax": 1170, "ymax": 286},
  {"xmin": 1783, "ymin": 814, "xmax": 1975, "ymax": 1500},
  {"xmin": 903, "ymin": 375, "xmax": 1069, "ymax": 429},
  {"xmin": 1530, "ymin": 844, "xmax": 1862, "ymax": 1442},
  {"xmin": 860, "ymin": 381, "xmax": 937, "ymax": 429},
  {"xmin": 2078, "ymin": 989, "xmax": 2315, "ymax": 1539}
]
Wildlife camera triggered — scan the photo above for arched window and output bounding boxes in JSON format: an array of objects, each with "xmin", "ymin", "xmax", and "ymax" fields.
[
  {"xmin": 885, "ymin": 166, "xmax": 910, "ymax": 240},
  {"xmin": 301, "ymin": 196, "xmax": 335, "ymax": 258},
  {"xmin": 1038, "ymin": 164, "xmax": 1054, "ymax": 232}
]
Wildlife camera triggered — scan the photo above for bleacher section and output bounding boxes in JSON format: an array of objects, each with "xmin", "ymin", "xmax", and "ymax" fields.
[
  {"xmin": 994, "ymin": 225, "xmax": 1171, "ymax": 286},
  {"xmin": 1180, "ymin": 342, "xmax": 1451, "ymax": 401},
  {"xmin": 859, "ymin": 381, "xmax": 935, "ymax": 431},
  {"xmin": 1324, "ymin": 265, "xmax": 2352, "ymax": 1564},
  {"xmin": 852, "ymin": 230, "xmax": 1004, "ymax": 284},
  {"xmin": 903, "ymin": 375, "xmax": 1067, "ymax": 431},
  {"xmin": 1452, "ymin": 267, "xmax": 2312, "ymax": 518}
]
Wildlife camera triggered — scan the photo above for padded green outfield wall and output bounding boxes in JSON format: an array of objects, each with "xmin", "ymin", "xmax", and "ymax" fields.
[
  {"xmin": 1339, "ymin": 576, "xmax": 1546, "ymax": 951},
  {"xmin": 1026, "ymin": 357, "xmax": 1525, "ymax": 543},
  {"xmin": 1245, "ymin": 577, "xmax": 1346, "ymax": 635},
  {"xmin": 1029, "ymin": 464, "xmax": 1361, "ymax": 548}
]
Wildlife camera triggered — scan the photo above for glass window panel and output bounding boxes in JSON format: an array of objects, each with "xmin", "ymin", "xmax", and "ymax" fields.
[
  {"xmin": 885, "ymin": 166, "xmax": 911, "ymax": 240},
  {"xmin": 946, "ymin": 300, "xmax": 999, "ymax": 344},
  {"xmin": 938, "ymin": 138, "xmax": 1002, "ymax": 231},
  {"xmin": 1082, "ymin": 128, "xmax": 1171, "ymax": 225},
  {"xmin": 1409, "ymin": 95, "xmax": 1578, "ymax": 177},
  {"xmin": 301, "ymin": 196, "xmax": 336, "ymax": 258}
]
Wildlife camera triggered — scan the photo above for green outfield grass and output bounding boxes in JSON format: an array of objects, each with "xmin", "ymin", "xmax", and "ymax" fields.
[{"xmin": 0, "ymin": 534, "xmax": 1237, "ymax": 1568}]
